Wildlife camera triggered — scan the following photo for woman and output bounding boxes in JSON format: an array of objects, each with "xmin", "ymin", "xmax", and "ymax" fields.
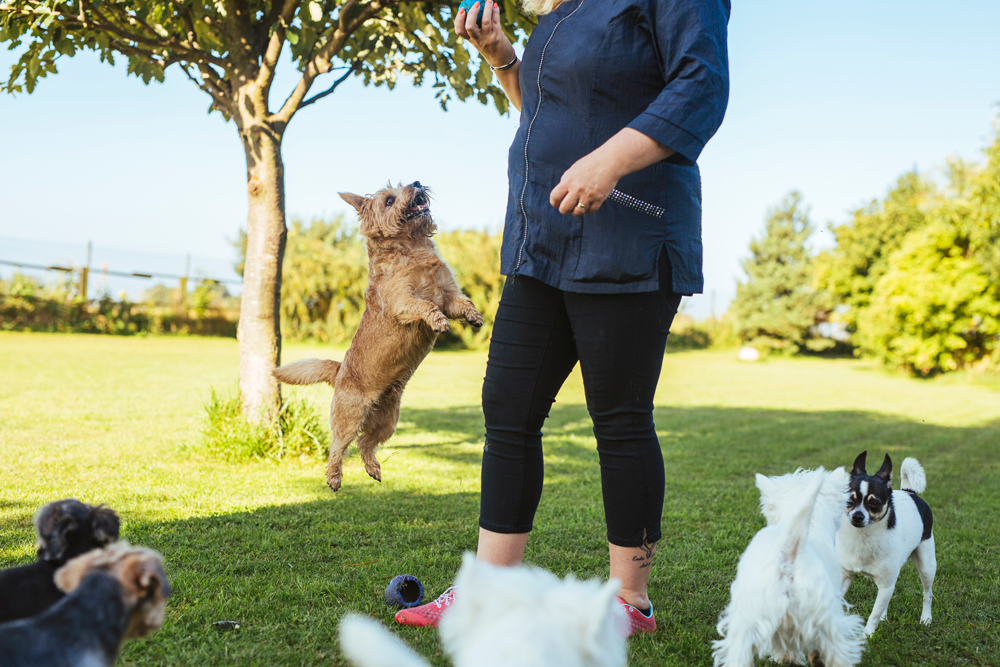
[{"xmin": 397, "ymin": 0, "xmax": 730, "ymax": 635}]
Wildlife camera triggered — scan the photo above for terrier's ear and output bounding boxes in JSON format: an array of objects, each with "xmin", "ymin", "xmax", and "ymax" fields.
[
  {"xmin": 339, "ymin": 192, "xmax": 367, "ymax": 212},
  {"xmin": 851, "ymin": 451, "xmax": 868, "ymax": 477},
  {"xmin": 875, "ymin": 454, "xmax": 892, "ymax": 484},
  {"xmin": 124, "ymin": 552, "xmax": 171, "ymax": 639},
  {"xmin": 136, "ymin": 558, "xmax": 170, "ymax": 600},
  {"xmin": 91, "ymin": 506, "xmax": 121, "ymax": 547}
]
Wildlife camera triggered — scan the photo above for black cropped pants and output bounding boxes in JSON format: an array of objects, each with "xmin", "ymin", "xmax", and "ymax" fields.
[{"xmin": 479, "ymin": 259, "xmax": 682, "ymax": 548}]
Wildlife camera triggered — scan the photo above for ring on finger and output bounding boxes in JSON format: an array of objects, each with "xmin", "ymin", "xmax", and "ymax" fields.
[{"xmin": 575, "ymin": 201, "xmax": 589, "ymax": 211}]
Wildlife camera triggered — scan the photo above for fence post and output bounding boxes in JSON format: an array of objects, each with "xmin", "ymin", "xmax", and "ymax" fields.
[
  {"xmin": 78, "ymin": 241, "xmax": 92, "ymax": 301},
  {"xmin": 178, "ymin": 253, "xmax": 190, "ymax": 315}
]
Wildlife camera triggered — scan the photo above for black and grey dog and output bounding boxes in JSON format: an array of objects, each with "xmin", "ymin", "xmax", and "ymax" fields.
[
  {"xmin": 836, "ymin": 451, "xmax": 936, "ymax": 636},
  {"xmin": 0, "ymin": 543, "xmax": 170, "ymax": 667},
  {"xmin": 0, "ymin": 499, "xmax": 120, "ymax": 623}
]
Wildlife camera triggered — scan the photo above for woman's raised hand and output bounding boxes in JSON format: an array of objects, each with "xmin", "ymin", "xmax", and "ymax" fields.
[{"xmin": 455, "ymin": 1, "xmax": 516, "ymax": 69}]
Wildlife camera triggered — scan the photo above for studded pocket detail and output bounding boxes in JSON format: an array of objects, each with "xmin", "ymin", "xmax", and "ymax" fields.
[{"xmin": 608, "ymin": 189, "xmax": 665, "ymax": 218}]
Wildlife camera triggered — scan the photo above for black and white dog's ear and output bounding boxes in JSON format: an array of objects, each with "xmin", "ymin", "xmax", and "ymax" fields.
[
  {"xmin": 91, "ymin": 506, "xmax": 121, "ymax": 546},
  {"xmin": 851, "ymin": 451, "xmax": 868, "ymax": 477},
  {"xmin": 875, "ymin": 454, "xmax": 892, "ymax": 484}
]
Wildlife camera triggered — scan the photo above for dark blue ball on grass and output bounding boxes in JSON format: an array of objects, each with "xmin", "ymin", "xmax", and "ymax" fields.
[
  {"xmin": 385, "ymin": 574, "xmax": 425, "ymax": 608},
  {"xmin": 459, "ymin": 0, "xmax": 485, "ymax": 28}
]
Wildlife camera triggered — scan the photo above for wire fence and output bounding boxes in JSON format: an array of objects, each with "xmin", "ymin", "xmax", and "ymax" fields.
[{"xmin": 0, "ymin": 236, "xmax": 242, "ymax": 300}]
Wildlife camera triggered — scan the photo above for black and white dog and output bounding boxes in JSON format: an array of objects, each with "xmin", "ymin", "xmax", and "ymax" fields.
[{"xmin": 836, "ymin": 451, "xmax": 936, "ymax": 636}]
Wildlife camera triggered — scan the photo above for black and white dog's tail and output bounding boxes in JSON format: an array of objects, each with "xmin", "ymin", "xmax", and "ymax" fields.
[{"xmin": 900, "ymin": 457, "xmax": 927, "ymax": 494}]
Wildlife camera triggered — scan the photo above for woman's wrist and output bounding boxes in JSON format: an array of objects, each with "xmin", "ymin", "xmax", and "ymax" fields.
[
  {"xmin": 486, "ymin": 44, "xmax": 517, "ymax": 70},
  {"xmin": 490, "ymin": 53, "xmax": 518, "ymax": 71}
]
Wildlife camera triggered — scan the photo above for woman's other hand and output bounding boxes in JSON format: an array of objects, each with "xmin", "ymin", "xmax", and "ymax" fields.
[
  {"xmin": 455, "ymin": 1, "xmax": 516, "ymax": 69},
  {"xmin": 549, "ymin": 151, "xmax": 619, "ymax": 217},
  {"xmin": 550, "ymin": 128, "xmax": 676, "ymax": 217}
]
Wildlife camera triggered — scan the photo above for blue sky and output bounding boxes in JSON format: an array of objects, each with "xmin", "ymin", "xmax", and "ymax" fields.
[{"xmin": 2, "ymin": 0, "xmax": 999, "ymax": 317}]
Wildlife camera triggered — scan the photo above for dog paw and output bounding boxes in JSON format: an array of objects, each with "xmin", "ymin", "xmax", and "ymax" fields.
[
  {"xmin": 807, "ymin": 650, "xmax": 825, "ymax": 667},
  {"xmin": 465, "ymin": 308, "xmax": 484, "ymax": 328},
  {"xmin": 428, "ymin": 312, "xmax": 450, "ymax": 333},
  {"xmin": 920, "ymin": 615, "xmax": 932, "ymax": 626},
  {"xmin": 326, "ymin": 470, "xmax": 343, "ymax": 492},
  {"xmin": 363, "ymin": 461, "xmax": 382, "ymax": 482}
]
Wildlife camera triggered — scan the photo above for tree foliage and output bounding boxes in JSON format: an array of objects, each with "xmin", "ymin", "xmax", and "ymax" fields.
[
  {"xmin": 731, "ymin": 191, "xmax": 831, "ymax": 354},
  {"xmin": 0, "ymin": 0, "xmax": 533, "ymax": 114},
  {"xmin": 813, "ymin": 127, "xmax": 1000, "ymax": 375},
  {"xmin": 856, "ymin": 219, "xmax": 1000, "ymax": 375},
  {"xmin": 961, "ymin": 133, "xmax": 1000, "ymax": 285},
  {"xmin": 814, "ymin": 172, "xmax": 937, "ymax": 332}
]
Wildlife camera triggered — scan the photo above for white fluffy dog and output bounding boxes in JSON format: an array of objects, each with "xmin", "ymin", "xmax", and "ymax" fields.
[
  {"xmin": 339, "ymin": 553, "xmax": 626, "ymax": 667},
  {"xmin": 712, "ymin": 467, "xmax": 865, "ymax": 667}
]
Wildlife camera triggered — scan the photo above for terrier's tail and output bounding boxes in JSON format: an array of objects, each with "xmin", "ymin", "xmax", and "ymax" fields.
[
  {"xmin": 900, "ymin": 457, "xmax": 927, "ymax": 493},
  {"xmin": 339, "ymin": 615, "xmax": 431, "ymax": 667},
  {"xmin": 778, "ymin": 467, "xmax": 826, "ymax": 573},
  {"xmin": 272, "ymin": 358, "xmax": 341, "ymax": 387}
]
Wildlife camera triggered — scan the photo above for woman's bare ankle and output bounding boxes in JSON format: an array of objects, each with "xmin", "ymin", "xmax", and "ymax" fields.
[{"xmin": 476, "ymin": 527, "xmax": 529, "ymax": 567}]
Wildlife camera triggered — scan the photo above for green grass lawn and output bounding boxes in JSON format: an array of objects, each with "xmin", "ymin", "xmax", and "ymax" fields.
[{"xmin": 1, "ymin": 331, "xmax": 998, "ymax": 666}]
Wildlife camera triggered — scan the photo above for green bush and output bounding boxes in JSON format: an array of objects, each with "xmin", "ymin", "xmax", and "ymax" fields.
[
  {"xmin": 857, "ymin": 219, "xmax": 1000, "ymax": 375},
  {"xmin": 192, "ymin": 387, "xmax": 328, "ymax": 461},
  {"xmin": 0, "ymin": 274, "xmax": 237, "ymax": 336}
]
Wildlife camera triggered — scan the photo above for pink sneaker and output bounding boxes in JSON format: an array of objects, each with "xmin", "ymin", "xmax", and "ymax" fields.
[
  {"xmin": 394, "ymin": 586, "xmax": 456, "ymax": 627},
  {"xmin": 617, "ymin": 597, "xmax": 656, "ymax": 636}
]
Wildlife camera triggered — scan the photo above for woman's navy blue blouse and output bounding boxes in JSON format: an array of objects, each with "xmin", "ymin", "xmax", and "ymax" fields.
[{"xmin": 501, "ymin": 0, "xmax": 731, "ymax": 294}]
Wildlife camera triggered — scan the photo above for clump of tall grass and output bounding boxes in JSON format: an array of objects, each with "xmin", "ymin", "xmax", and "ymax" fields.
[{"xmin": 192, "ymin": 387, "xmax": 327, "ymax": 461}]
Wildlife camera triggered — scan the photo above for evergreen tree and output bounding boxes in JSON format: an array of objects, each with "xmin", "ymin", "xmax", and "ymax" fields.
[{"xmin": 732, "ymin": 191, "xmax": 830, "ymax": 354}]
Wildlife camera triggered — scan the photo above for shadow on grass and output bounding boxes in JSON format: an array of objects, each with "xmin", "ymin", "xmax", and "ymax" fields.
[{"xmin": 397, "ymin": 402, "xmax": 1000, "ymax": 489}]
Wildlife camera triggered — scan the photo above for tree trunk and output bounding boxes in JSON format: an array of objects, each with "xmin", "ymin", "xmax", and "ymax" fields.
[{"xmin": 237, "ymin": 117, "xmax": 287, "ymax": 422}]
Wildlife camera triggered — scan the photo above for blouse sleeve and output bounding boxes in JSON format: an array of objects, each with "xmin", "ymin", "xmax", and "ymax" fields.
[{"xmin": 626, "ymin": 0, "xmax": 731, "ymax": 164}]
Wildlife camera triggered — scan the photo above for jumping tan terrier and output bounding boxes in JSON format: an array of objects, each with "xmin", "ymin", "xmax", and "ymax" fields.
[{"xmin": 273, "ymin": 181, "xmax": 483, "ymax": 491}]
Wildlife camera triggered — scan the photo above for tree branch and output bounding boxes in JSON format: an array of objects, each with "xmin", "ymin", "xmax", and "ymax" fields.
[
  {"xmin": 255, "ymin": 0, "xmax": 300, "ymax": 92},
  {"xmin": 181, "ymin": 62, "xmax": 231, "ymax": 111},
  {"xmin": 296, "ymin": 60, "xmax": 358, "ymax": 111},
  {"xmin": 313, "ymin": 0, "xmax": 386, "ymax": 73}
]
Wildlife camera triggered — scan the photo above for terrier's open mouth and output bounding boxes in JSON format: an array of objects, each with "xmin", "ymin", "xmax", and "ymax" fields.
[{"xmin": 406, "ymin": 194, "xmax": 430, "ymax": 219}]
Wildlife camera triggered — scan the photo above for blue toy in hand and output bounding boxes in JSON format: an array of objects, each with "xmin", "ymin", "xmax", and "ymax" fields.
[{"xmin": 459, "ymin": 0, "xmax": 486, "ymax": 28}]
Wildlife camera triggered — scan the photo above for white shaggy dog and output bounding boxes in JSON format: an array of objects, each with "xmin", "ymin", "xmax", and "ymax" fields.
[
  {"xmin": 713, "ymin": 467, "xmax": 865, "ymax": 667},
  {"xmin": 339, "ymin": 553, "xmax": 626, "ymax": 667}
]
